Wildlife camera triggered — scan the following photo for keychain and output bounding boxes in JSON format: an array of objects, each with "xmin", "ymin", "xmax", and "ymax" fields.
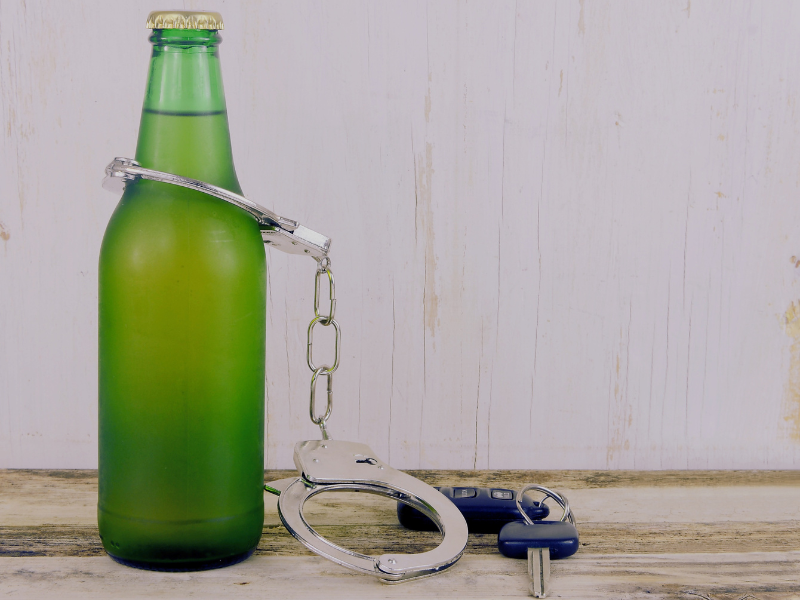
[
  {"xmin": 498, "ymin": 485, "xmax": 579, "ymax": 598},
  {"xmin": 102, "ymin": 158, "xmax": 469, "ymax": 582}
]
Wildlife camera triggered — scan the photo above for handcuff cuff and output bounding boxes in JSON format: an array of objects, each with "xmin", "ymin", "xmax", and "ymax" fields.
[
  {"xmin": 102, "ymin": 157, "xmax": 469, "ymax": 583},
  {"xmin": 264, "ymin": 440, "xmax": 469, "ymax": 582}
]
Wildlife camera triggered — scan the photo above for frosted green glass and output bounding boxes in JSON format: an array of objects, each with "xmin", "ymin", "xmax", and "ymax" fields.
[{"xmin": 98, "ymin": 28, "xmax": 266, "ymax": 570}]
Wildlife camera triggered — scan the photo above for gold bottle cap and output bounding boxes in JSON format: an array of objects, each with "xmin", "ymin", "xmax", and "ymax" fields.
[{"xmin": 146, "ymin": 10, "xmax": 224, "ymax": 30}]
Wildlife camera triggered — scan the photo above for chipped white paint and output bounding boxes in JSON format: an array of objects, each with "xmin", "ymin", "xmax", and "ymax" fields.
[{"xmin": 2, "ymin": 1, "xmax": 800, "ymax": 469}]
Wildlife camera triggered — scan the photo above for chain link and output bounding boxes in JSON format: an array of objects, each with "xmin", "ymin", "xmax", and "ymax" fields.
[
  {"xmin": 314, "ymin": 265, "xmax": 336, "ymax": 323},
  {"xmin": 308, "ymin": 258, "xmax": 339, "ymax": 439},
  {"xmin": 307, "ymin": 316, "xmax": 341, "ymax": 373}
]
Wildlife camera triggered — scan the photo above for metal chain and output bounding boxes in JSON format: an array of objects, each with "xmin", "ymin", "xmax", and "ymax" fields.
[{"xmin": 307, "ymin": 257, "xmax": 339, "ymax": 440}]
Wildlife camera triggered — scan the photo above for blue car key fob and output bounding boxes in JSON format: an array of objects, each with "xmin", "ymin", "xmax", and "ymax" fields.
[
  {"xmin": 498, "ymin": 483, "xmax": 579, "ymax": 560},
  {"xmin": 497, "ymin": 484, "xmax": 579, "ymax": 598},
  {"xmin": 497, "ymin": 520, "xmax": 580, "ymax": 559},
  {"xmin": 397, "ymin": 486, "xmax": 550, "ymax": 533}
]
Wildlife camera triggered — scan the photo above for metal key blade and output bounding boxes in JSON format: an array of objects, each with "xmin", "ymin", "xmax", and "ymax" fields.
[{"xmin": 528, "ymin": 547, "xmax": 550, "ymax": 598}]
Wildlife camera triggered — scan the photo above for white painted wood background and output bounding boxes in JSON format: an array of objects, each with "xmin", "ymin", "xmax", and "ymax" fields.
[{"xmin": 2, "ymin": 0, "xmax": 800, "ymax": 470}]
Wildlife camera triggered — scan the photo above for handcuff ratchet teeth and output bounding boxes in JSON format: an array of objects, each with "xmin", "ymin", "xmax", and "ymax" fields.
[{"xmin": 266, "ymin": 439, "xmax": 469, "ymax": 583}]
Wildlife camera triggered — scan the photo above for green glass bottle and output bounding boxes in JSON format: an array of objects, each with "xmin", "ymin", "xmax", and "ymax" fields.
[{"xmin": 98, "ymin": 11, "xmax": 265, "ymax": 570}]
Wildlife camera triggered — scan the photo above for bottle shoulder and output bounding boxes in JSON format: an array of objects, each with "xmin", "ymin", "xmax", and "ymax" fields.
[{"xmin": 100, "ymin": 182, "xmax": 265, "ymax": 276}]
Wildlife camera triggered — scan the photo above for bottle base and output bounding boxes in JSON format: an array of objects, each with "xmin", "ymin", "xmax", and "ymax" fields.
[{"xmin": 107, "ymin": 546, "xmax": 256, "ymax": 572}]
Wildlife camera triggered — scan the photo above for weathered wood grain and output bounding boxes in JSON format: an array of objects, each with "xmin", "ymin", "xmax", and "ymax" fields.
[
  {"xmin": 3, "ymin": 469, "xmax": 799, "ymax": 559},
  {"xmin": 4, "ymin": 521, "xmax": 800, "ymax": 559},
  {"xmin": 2, "ymin": 554, "xmax": 799, "ymax": 599},
  {"xmin": 3, "ymin": 470, "xmax": 800, "ymax": 597},
  {"xmin": 406, "ymin": 470, "xmax": 800, "ymax": 489},
  {"xmin": 6, "ymin": 467, "xmax": 800, "ymax": 487},
  {"xmin": 4, "ymin": 469, "xmax": 800, "ymax": 526}
]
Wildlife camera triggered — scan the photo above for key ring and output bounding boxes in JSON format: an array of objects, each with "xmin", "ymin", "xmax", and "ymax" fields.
[
  {"xmin": 516, "ymin": 484, "xmax": 575, "ymax": 526},
  {"xmin": 265, "ymin": 439, "xmax": 469, "ymax": 583}
]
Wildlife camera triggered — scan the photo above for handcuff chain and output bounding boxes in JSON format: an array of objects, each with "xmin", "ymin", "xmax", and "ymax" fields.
[{"xmin": 308, "ymin": 258, "xmax": 338, "ymax": 440}]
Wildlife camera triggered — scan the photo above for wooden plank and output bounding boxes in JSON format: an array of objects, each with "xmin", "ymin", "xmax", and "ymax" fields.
[
  {"xmin": 5, "ymin": 521, "xmax": 800, "ymax": 559},
  {"xmin": 4, "ymin": 470, "xmax": 799, "ymax": 558},
  {"xmin": 6, "ymin": 468, "xmax": 800, "ymax": 490},
  {"xmin": 3, "ymin": 470, "xmax": 799, "ymax": 526},
  {"xmin": 3, "ymin": 470, "xmax": 800, "ymax": 597},
  {"xmin": 1, "ymin": 554, "xmax": 799, "ymax": 599}
]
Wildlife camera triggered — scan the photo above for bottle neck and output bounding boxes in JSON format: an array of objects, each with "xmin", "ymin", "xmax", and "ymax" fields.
[
  {"xmin": 134, "ymin": 29, "xmax": 241, "ymax": 192},
  {"xmin": 142, "ymin": 29, "xmax": 227, "ymax": 115}
]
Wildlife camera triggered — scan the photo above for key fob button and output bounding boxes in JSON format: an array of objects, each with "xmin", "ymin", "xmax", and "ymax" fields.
[
  {"xmin": 396, "ymin": 486, "xmax": 550, "ymax": 532},
  {"xmin": 453, "ymin": 487, "xmax": 477, "ymax": 499},
  {"xmin": 490, "ymin": 489, "xmax": 514, "ymax": 500}
]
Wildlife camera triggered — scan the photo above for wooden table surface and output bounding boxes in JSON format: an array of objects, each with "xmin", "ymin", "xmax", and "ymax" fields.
[{"xmin": 2, "ymin": 470, "xmax": 799, "ymax": 598}]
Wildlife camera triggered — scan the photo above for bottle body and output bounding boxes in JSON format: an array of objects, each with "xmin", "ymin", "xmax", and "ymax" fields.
[{"xmin": 98, "ymin": 27, "xmax": 265, "ymax": 570}]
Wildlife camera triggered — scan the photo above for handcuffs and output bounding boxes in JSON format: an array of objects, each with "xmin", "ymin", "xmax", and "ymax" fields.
[
  {"xmin": 265, "ymin": 440, "xmax": 469, "ymax": 582},
  {"xmin": 102, "ymin": 157, "xmax": 330, "ymax": 259},
  {"xmin": 102, "ymin": 158, "xmax": 469, "ymax": 583}
]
